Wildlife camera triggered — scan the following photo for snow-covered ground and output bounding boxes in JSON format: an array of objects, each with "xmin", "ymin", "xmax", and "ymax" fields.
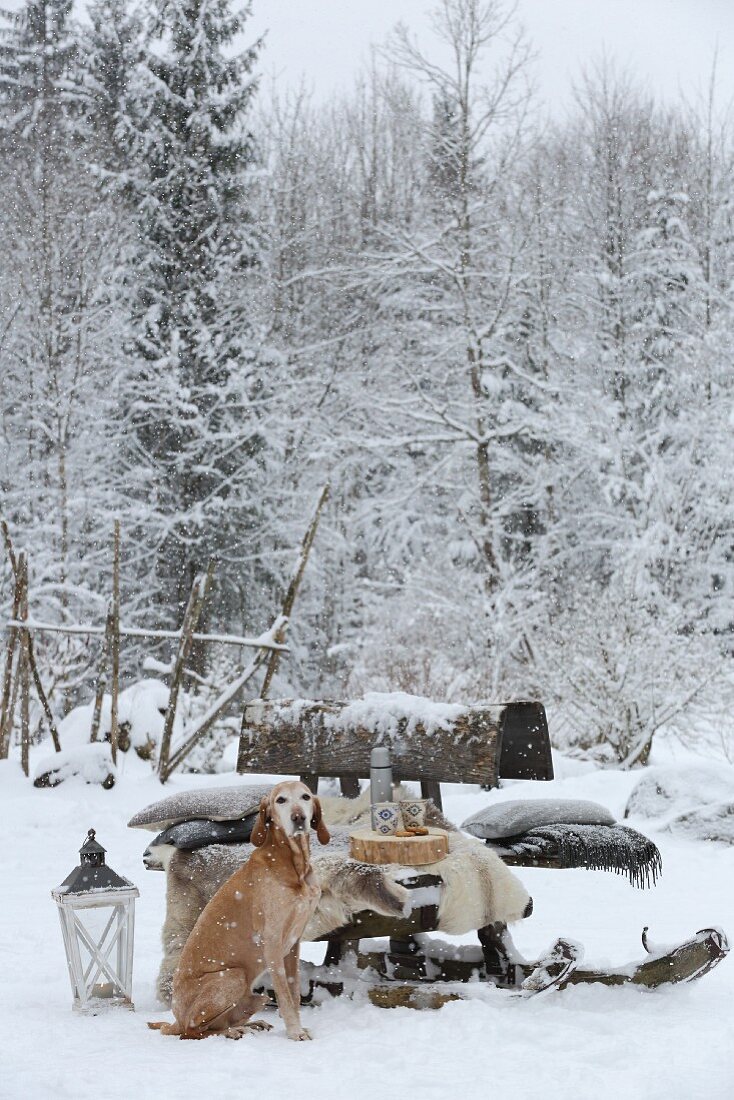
[{"xmin": 2, "ymin": 743, "xmax": 733, "ymax": 1100}]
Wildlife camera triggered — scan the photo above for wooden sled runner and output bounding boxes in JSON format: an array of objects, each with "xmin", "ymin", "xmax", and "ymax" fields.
[
  {"xmin": 237, "ymin": 697, "xmax": 729, "ymax": 1004},
  {"xmin": 293, "ymin": 868, "xmax": 729, "ymax": 1007},
  {"xmin": 298, "ymin": 922, "xmax": 729, "ymax": 1009}
]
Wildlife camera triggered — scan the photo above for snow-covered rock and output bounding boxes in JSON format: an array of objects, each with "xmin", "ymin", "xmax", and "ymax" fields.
[
  {"xmin": 624, "ymin": 763, "xmax": 734, "ymax": 845},
  {"xmin": 624, "ymin": 763, "xmax": 734, "ymax": 820},
  {"xmin": 662, "ymin": 802, "xmax": 734, "ymax": 845}
]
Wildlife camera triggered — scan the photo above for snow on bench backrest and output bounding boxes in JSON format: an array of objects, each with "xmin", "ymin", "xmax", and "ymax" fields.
[{"xmin": 236, "ymin": 693, "xmax": 553, "ymax": 787}]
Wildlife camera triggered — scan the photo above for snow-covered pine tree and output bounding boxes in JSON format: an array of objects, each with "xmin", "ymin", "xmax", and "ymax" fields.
[
  {"xmin": 118, "ymin": 0, "xmax": 277, "ymax": 628},
  {"xmin": 0, "ymin": 0, "xmax": 82, "ymax": 148},
  {"xmin": 0, "ymin": 0, "xmax": 125, "ymax": 713},
  {"xmin": 631, "ymin": 187, "xmax": 702, "ymax": 410},
  {"xmin": 83, "ymin": 0, "xmax": 146, "ymax": 169},
  {"xmin": 0, "ymin": 0, "xmax": 102, "ymax": 565}
]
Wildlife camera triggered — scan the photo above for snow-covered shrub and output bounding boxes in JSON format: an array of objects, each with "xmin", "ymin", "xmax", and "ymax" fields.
[
  {"xmin": 533, "ymin": 573, "xmax": 721, "ymax": 767},
  {"xmin": 625, "ymin": 762, "xmax": 734, "ymax": 844},
  {"xmin": 40, "ymin": 672, "xmax": 240, "ymax": 776},
  {"xmin": 33, "ymin": 742, "xmax": 115, "ymax": 789},
  {"xmin": 53, "ymin": 679, "xmax": 171, "ymax": 762}
]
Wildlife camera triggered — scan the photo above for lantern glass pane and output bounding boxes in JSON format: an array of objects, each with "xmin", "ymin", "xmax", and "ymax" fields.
[
  {"xmin": 77, "ymin": 906, "xmax": 115, "ymax": 950},
  {"xmin": 77, "ymin": 909, "xmax": 120, "ymax": 993}
]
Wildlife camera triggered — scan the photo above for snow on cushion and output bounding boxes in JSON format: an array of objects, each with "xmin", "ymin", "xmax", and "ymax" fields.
[
  {"xmin": 461, "ymin": 798, "xmax": 616, "ymax": 840},
  {"xmin": 127, "ymin": 783, "xmax": 273, "ymax": 831}
]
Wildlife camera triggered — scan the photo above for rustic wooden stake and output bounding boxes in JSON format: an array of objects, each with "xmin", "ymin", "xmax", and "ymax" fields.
[
  {"xmin": 2, "ymin": 520, "xmax": 60, "ymax": 755},
  {"xmin": 26, "ymin": 633, "xmax": 61, "ymax": 752},
  {"xmin": 235, "ymin": 488, "xmax": 329, "ymax": 780},
  {"xmin": 1, "ymin": 518, "xmax": 17, "ymax": 575},
  {"xmin": 259, "ymin": 484, "xmax": 329, "ymax": 700},
  {"xmin": 160, "ymin": 643, "xmax": 271, "ymax": 781},
  {"xmin": 109, "ymin": 521, "xmax": 121, "ymax": 766},
  {"xmin": 157, "ymin": 562, "xmax": 215, "ymax": 782},
  {"xmin": 90, "ymin": 610, "xmax": 113, "ymax": 744},
  {"xmin": 19, "ymin": 554, "xmax": 30, "ymax": 777},
  {"xmin": 0, "ymin": 560, "xmax": 22, "ymax": 758},
  {"xmin": 5, "ymin": 650, "xmax": 20, "ymax": 754}
]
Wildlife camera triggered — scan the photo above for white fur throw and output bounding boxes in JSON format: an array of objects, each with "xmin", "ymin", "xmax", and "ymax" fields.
[
  {"xmin": 148, "ymin": 787, "xmax": 531, "ymax": 1004},
  {"xmin": 318, "ymin": 790, "xmax": 531, "ymax": 932}
]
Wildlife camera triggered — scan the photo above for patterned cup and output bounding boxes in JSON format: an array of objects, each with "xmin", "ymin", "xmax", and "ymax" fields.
[
  {"xmin": 399, "ymin": 799, "xmax": 429, "ymax": 828},
  {"xmin": 371, "ymin": 801, "xmax": 400, "ymax": 836}
]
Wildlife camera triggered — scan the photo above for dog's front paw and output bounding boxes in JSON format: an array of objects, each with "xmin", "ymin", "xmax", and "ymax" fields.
[
  {"xmin": 224, "ymin": 1021, "xmax": 274, "ymax": 1039},
  {"xmin": 288, "ymin": 1027, "xmax": 312, "ymax": 1041}
]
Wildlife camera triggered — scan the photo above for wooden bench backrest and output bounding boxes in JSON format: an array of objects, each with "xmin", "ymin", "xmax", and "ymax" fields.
[{"xmin": 237, "ymin": 698, "xmax": 553, "ymax": 806}]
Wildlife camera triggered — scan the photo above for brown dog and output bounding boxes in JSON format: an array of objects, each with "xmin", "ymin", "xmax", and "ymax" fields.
[{"xmin": 149, "ymin": 780, "xmax": 330, "ymax": 1040}]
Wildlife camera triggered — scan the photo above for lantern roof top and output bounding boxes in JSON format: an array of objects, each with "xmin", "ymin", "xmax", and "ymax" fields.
[
  {"xmin": 80, "ymin": 829, "xmax": 106, "ymax": 860},
  {"xmin": 54, "ymin": 829, "xmax": 135, "ymax": 896}
]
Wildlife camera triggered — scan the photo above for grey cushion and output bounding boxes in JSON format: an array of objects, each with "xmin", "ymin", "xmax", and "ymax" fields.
[
  {"xmin": 461, "ymin": 798, "xmax": 616, "ymax": 840},
  {"xmin": 127, "ymin": 783, "xmax": 272, "ymax": 831}
]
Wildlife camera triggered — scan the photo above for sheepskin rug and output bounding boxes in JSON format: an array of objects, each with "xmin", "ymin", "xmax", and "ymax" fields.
[{"xmin": 153, "ymin": 788, "xmax": 530, "ymax": 1004}]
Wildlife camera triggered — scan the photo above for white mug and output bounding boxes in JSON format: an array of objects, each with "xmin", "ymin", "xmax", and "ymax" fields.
[
  {"xmin": 399, "ymin": 799, "xmax": 429, "ymax": 828},
  {"xmin": 371, "ymin": 801, "xmax": 400, "ymax": 835}
]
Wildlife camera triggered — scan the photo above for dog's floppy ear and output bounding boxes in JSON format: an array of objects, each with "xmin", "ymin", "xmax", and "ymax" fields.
[
  {"xmin": 250, "ymin": 796, "xmax": 270, "ymax": 847},
  {"xmin": 310, "ymin": 796, "xmax": 330, "ymax": 845}
]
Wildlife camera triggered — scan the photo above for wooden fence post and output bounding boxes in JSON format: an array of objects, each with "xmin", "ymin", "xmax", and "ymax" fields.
[
  {"xmin": 235, "ymin": 486, "xmax": 331, "ymax": 783},
  {"xmin": 159, "ymin": 637, "xmax": 277, "ymax": 782},
  {"xmin": 1, "ymin": 518, "xmax": 17, "ymax": 574}
]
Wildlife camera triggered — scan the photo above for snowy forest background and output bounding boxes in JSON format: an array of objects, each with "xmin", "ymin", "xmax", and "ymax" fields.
[{"xmin": 1, "ymin": 0, "xmax": 733, "ymax": 770}]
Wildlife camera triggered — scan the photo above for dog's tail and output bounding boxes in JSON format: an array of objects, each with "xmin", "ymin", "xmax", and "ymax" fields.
[{"xmin": 148, "ymin": 1020, "xmax": 181, "ymax": 1035}]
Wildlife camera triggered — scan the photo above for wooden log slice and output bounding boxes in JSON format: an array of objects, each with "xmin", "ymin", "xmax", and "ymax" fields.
[{"xmin": 350, "ymin": 827, "xmax": 449, "ymax": 866}]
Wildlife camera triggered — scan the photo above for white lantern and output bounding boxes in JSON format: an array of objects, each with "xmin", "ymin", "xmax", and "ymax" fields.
[{"xmin": 52, "ymin": 829, "xmax": 139, "ymax": 1014}]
